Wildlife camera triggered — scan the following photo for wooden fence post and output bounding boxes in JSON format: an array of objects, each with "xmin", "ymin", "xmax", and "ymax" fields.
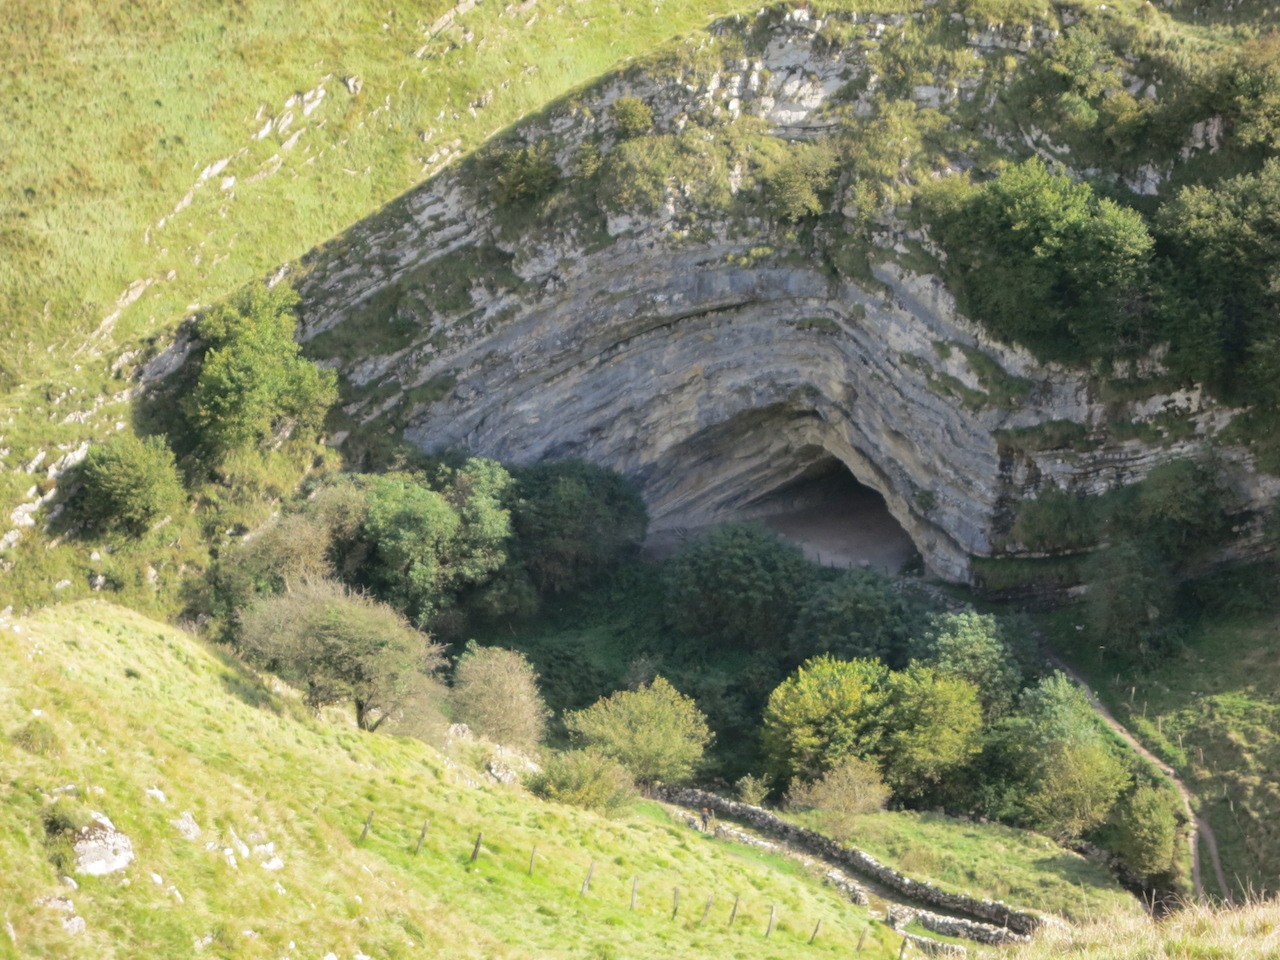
[
  {"xmin": 699, "ymin": 895, "xmax": 713, "ymax": 926},
  {"xmin": 470, "ymin": 832, "xmax": 483, "ymax": 864},
  {"xmin": 672, "ymin": 887, "xmax": 680, "ymax": 920},
  {"xmin": 630, "ymin": 876, "xmax": 638, "ymax": 911},
  {"xmin": 766, "ymin": 905, "xmax": 776, "ymax": 938},
  {"xmin": 856, "ymin": 928, "xmax": 867, "ymax": 952},
  {"xmin": 528, "ymin": 844, "xmax": 538, "ymax": 876},
  {"xmin": 729, "ymin": 894, "xmax": 740, "ymax": 926},
  {"xmin": 414, "ymin": 819, "xmax": 430, "ymax": 856},
  {"xmin": 581, "ymin": 861, "xmax": 595, "ymax": 896},
  {"xmin": 358, "ymin": 810, "xmax": 374, "ymax": 844},
  {"xmin": 898, "ymin": 936, "xmax": 909, "ymax": 958},
  {"xmin": 809, "ymin": 919, "xmax": 822, "ymax": 945}
]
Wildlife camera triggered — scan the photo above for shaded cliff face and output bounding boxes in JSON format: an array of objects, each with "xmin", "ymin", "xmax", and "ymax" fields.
[{"xmin": 294, "ymin": 8, "xmax": 1250, "ymax": 582}]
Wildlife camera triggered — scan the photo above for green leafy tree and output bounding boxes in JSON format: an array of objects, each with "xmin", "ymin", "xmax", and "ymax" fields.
[
  {"xmin": 528, "ymin": 750, "xmax": 637, "ymax": 816},
  {"xmin": 78, "ymin": 433, "xmax": 184, "ymax": 535},
  {"xmin": 1111, "ymin": 784, "xmax": 1180, "ymax": 881},
  {"xmin": 923, "ymin": 159, "xmax": 1153, "ymax": 362},
  {"xmin": 362, "ymin": 462, "xmax": 513, "ymax": 625},
  {"xmin": 511, "ymin": 460, "xmax": 647, "ymax": 594},
  {"xmin": 1128, "ymin": 458, "xmax": 1229, "ymax": 564},
  {"xmin": 610, "ymin": 96, "xmax": 654, "ymax": 139},
  {"xmin": 565, "ymin": 677, "xmax": 712, "ymax": 784},
  {"xmin": 239, "ymin": 579, "xmax": 446, "ymax": 731},
  {"xmin": 993, "ymin": 673, "xmax": 1130, "ymax": 839},
  {"xmin": 665, "ymin": 524, "xmax": 815, "ymax": 649},
  {"xmin": 187, "ymin": 283, "xmax": 336, "ymax": 459},
  {"xmin": 1155, "ymin": 160, "xmax": 1280, "ymax": 394},
  {"xmin": 452, "ymin": 643, "xmax": 549, "ymax": 750},
  {"xmin": 1085, "ymin": 538, "xmax": 1176, "ymax": 663},
  {"xmin": 789, "ymin": 569, "xmax": 925, "ymax": 666},
  {"xmin": 881, "ymin": 664, "xmax": 984, "ymax": 798},
  {"xmin": 762, "ymin": 656, "xmax": 889, "ymax": 782},
  {"xmin": 910, "ymin": 611, "xmax": 1024, "ymax": 719},
  {"xmin": 1021, "ymin": 739, "xmax": 1130, "ymax": 841}
]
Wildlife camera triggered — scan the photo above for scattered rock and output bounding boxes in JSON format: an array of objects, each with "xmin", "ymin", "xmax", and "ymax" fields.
[
  {"xmin": 344, "ymin": 75, "xmax": 363, "ymax": 95},
  {"xmin": 145, "ymin": 786, "xmax": 166, "ymax": 804},
  {"xmin": 72, "ymin": 813, "xmax": 135, "ymax": 876},
  {"xmin": 170, "ymin": 810, "xmax": 201, "ymax": 841}
]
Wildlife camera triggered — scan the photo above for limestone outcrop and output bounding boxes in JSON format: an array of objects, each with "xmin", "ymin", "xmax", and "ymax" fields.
[{"xmin": 293, "ymin": 8, "xmax": 1270, "ymax": 582}]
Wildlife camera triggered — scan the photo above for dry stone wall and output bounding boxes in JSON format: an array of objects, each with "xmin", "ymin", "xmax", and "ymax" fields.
[{"xmin": 657, "ymin": 786, "xmax": 1041, "ymax": 941}]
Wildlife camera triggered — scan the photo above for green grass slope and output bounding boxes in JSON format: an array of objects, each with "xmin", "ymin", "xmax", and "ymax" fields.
[
  {"xmin": 1, "ymin": 600, "xmax": 922, "ymax": 959},
  {"xmin": 1043, "ymin": 575, "xmax": 1280, "ymax": 902}
]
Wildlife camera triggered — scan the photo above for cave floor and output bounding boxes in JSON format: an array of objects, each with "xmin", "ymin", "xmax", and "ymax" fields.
[{"xmin": 645, "ymin": 476, "xmax": 919, "ymax": 576}]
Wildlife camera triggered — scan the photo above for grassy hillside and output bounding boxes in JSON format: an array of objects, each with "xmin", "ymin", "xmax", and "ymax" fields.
[
  {"xmin": 1000, "ymin": 899, "xmax": 1280, "ymax": 959},
  {"xmin": 1042, "ymin": 569, "xmax": 1280, "ymax": 901},
  {"xmin": 2, "ymin": 600, "xmax": 922, "ymax": 959}
]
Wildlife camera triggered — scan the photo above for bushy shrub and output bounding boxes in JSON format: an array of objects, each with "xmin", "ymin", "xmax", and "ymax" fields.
[
  {"xmin": 762, "ymin": 655, "xmax": 888, "ymax": 783},
  {"xmin": 761, "ymin": 141, "xmax": 837, "ymax": 222},
  {"xmin": 489, "ymin": 141, "xmax": 560, "ymax": 206},
  {"xmin": 787, "ymin": 755, "xmax": 889, "ymax": 840},
  {"xmin": 1111, "ymin": 784, "xmax": 1181, "ymax": 882},
  {"xmin": 1021, "ymin": 739, "xmax": 1130, "ymax": 841},
  {"xmin": 1011, "ymin": 484, "xmax": 1099, "ymax": 553},
  {"xmin": 529, "ymin": 750, "xmax": 637, "ymax": 816},
  {"xmin": 1084, "ymin": 538, "xmax": 1176, "ymax": 663},
  {"xmin": 610, "ymin": 96, "xmax": 654, "ymax": 139},
  {"xmin": 239, "ymin": 579, "xmax": 445, "ymax": 731},
  {"xmin": 565, "ymin": 677, "xmax": 712, "ymax": 784},
  {"xmin": 452, "ymin": 644, "xmax": 549, "ymax": 751},
  {"xmin": 789, "ymin": 569, "xmax": 925, "ymax": 665},
  {"xmin": 11, "ymin": 717, "xmax": 61, "ymax": 756},
  {"xmin": 186, "ymin": 283, "xmax": 337, "ymax": 460},
  {"xmin": 665, "ymin": 524, "xmax": 815, "ymax": 649},
  {"xmin": 735, "ymin": 773, "xmax": 773, "ymax": 806},
  {"xmin": 510, "ymin": 460, "xmax": 647, "ymax": 594},
  {"xmin": 78, "ymin": 433, "xmax": 184, "ymax": 535}
]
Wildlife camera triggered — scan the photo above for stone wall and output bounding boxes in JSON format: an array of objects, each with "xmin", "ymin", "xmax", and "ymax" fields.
[{"xmin": 657, "ymin": 786, "xmax": 1041, "ymax": 941}]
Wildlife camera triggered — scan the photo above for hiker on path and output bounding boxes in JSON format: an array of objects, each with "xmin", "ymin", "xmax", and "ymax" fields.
[{"xmin": 700, "ymin": 807, "xmax": 711, "ymax": 832}]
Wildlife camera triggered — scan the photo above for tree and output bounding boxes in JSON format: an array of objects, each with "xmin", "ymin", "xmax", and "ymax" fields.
[
  {"xmin": 511, "ymin": 460, "xmax": 647, "ymax": 594},
  {"xmin": 1129, "ymin": 457, "xmax": 1229, "ymax": 565},
  {"xmin": 1084, "ymin": 538, "xmax": 1176, "ymax": 663},
  {"xmin": 239, "ymin": 579, "xmax": 445, "ymax": 731},
  {"xmin": 78, "ymin": 433, "xmax": 184, "ymax": 535},
  {"xmin": 1021, "ymin": 739, "xmax": 1130, "ymax": 841},
  {"xmin": 881, "ymin": 664, "xmax": 984, "ymax": 798},
  {"xmin": 993, "ymin": 673, "xmax": 1130, "ymax": 839},
  {"xmin": 186, "ymin": 283, "xmax": 336, "ymax": 459},
  {"xmin": 762, "ymin": 656, "xmax": 889, "ymax": 783},
  {"xmin": 910, "ymin": 611, "xmax": 1024, "ymax": 719},
  {"xmin": 451, "ymin": 644, "xmax": 549, "ymax": 751},
  {"xmin": 665, "ymin": 524, "xmax": 815, "ymax": 649},
  {"xmin": 528, "ymin": 750, "xmax": 637, "ymax": 816},
  {"xmin": 1112, "ymin": 784, "xmax": 1180, "ymax": 881},
  {"xmin": 789, "ymin": 569, "xmax": 924, "ymax": 666},
  {"xmin": 922, "ymin": 159, "xmax": 1154, "ymax": 363},
  {"xmin": 787, "ymin": 755, "xmax": 890, "ymax": 840},
  {"xmin": 489, "ymin": 141, "xmax": 560, "ymax": 206},
  {"xmin": 362, "ymin": 462, "xmax": 513, "ymax": 625},
  {"xmin": 610, "ymin": 96, "xmax": 654, "ymax": 139},
  {"xmin": 565, "ymin": 677, "xmax": 712, "ymax": 784}
]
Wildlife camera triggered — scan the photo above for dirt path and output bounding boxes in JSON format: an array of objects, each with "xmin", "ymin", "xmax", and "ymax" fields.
[{"xmin": 1047, "ymin": 655, "xmax": 1232, "ymax": 904}]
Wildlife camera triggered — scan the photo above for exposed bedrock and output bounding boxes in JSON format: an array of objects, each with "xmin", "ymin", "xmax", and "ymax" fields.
[{"xmin": 292, "ymin": 8, "xmax": 1263, "ymax": 583}]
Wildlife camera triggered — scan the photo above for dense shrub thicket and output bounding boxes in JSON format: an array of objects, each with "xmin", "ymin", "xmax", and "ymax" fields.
[
  {"xmin": 78, "ymin": 433, "xmax": 185, "ymax": 535},
  {"xmin": 186, "ymin": 284, "xmax": 336, "ymax": 460},
  {"xmin": 451, "ymin": 643, "xmax": 550, "ymax": 751}
]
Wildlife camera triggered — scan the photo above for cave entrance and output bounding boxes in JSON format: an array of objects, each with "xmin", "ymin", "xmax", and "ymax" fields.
[{"xmin": 744, "ymin": 457, "xmax": 919, "ymax": 575}]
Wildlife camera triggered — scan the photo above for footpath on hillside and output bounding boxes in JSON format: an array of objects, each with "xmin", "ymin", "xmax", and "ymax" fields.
[{"xmin": 1046, "ymin": 655, "xmax": 1231, "ymax": 903}]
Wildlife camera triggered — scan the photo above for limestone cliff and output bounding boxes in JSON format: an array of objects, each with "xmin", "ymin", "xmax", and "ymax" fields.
[{"xmin": 293, "ymin": 7, "xmax": 1270, "ymax": 582}]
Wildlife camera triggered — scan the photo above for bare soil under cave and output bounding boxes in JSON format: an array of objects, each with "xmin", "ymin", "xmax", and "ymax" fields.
[{"xmin": 645, "ymin": 465, "xmax": 920, "ymax": 574}]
